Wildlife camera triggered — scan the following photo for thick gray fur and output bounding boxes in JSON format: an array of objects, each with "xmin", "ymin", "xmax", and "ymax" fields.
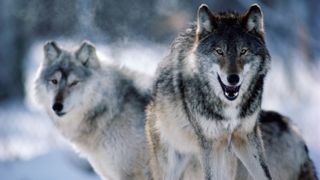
[
  {"xmin": 146, "ymin": 3, "xmax": 317, "ymax": 180},
  {"xmin": 35, "ymin": 41, "xmax": 151, "ymax": 180}
]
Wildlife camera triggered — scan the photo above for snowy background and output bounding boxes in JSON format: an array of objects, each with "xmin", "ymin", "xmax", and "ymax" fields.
[{"xmin": 0, "ymin": 0, "xmax": 319, "ymax": 179}]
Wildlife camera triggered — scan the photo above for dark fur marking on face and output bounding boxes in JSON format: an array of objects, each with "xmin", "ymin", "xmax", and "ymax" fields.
[
  {"xmin": 54, "ymin": 90, "xmax": 64, "ymax": 103},
  {"xmin": 41, "ymin": 53, "xmax": 92, "ymax": 84},
  {"xmin": 194, "ymin": 10, "xmax": 270, "ymax": 114},
  {"xmin": 197, "ymin": 9, "xmax": 266, "ymax": 46}
]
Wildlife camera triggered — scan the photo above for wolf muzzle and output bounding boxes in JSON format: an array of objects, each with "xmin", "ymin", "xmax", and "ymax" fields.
[
  {"xmin": 52, "ymin": 91, "xmax": 66, "ymax": 116},
  {"xmin": 52, "ymin": 102, "xmax": 65, "ymax": 116},
  {"xmin": 218, "ymin": 75, "xmax": 241, "ymax": 101},
  {"xmin": 52, "ymin": 102, "xmax": 63, "ymax": 112},
  {"xmin": 227, "ymin": 74, "xmax": 240, "ymax": 85}
]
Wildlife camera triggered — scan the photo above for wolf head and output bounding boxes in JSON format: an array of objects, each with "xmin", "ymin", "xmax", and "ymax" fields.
[
  {"xmin": 35, "ymin": 41, "xmax": 100, "ymax": 117},
  {"xmin": 189, "ymin": 4, "xmax": 270, "ymax": 102}
]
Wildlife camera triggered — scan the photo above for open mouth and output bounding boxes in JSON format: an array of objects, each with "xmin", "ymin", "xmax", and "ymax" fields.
[{"xmin": 217, "ymin": 75, "xmax": 241, "ymax": 101}]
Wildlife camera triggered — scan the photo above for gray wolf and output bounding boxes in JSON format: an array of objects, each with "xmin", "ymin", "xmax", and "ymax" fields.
[
  {"xmin": 146, "ymin": 3, "xmax": 317, "ymax": 180},
  {"xmin": 35, "ymin": 41, "xmax": 150, "ymax": 180}
]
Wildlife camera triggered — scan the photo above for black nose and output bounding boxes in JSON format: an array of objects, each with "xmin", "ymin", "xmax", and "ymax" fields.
[
  {"xmin": 52, "ymin": 103, "xmax": 63, "ymax": 112},
  {"xmin": 227, "ymin": 74, "xmax": 240, "ymax": 85}
]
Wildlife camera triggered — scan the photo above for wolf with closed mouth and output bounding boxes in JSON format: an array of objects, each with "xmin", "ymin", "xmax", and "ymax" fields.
[
  {"xmin": 35, "ymin": 41, "xmax": 150, "ymax": 180},
  {"xmin": 146, "ymin": 3, "xmax": 290, "ymax": 180}
]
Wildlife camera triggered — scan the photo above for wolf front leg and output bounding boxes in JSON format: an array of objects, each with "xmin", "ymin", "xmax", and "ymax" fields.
[
  {"xmin": 148, "ymin": 143, "xmax": 191, "ymax": 180},
  {"xmin": 146, "ymin": 113, "xmax": 190, "ymax": 180},
  {"xmin": 200, "ymin": 146, "xmax": 214, "ymax": 180},
  {"xmin": 231, "ymin": 125, "xmax": 272, "ymax": 180},
  {"xmin": 200, "ymin": 148, "xmax": 227, "ymax": 180},
  {"xmin": 200, "ymin": 140, "xmax": 238, "ymax": 180}
]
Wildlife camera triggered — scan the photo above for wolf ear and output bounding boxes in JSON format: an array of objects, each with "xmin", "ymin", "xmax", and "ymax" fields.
[
  {"xmin": 44, "ymin": 41, "xmax": 61, "ymax": 62},
  {"xmin": 76, "ymin": 41, "xmax": 100, "ymax": 69},
  {"xmin": 196, "ymin": 4, "xmax": 215, "ymax": 39},
  {"xmin": 244, "ymin": 4, "xmax": 264, "ymax": 36}
]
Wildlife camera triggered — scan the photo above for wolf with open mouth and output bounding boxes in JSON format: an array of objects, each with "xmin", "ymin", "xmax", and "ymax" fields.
[{"xmin": 146, "ymin": 3, "xmax": 277, "ymax": 180}]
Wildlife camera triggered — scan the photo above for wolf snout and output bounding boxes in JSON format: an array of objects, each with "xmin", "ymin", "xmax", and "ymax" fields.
[
  {"xmin": 218, "ymin": 74, "xmax": 241, "ymax": 101},
  {"xmin": 227, "ymin": 74, "xmax": 240, "ymax": 85},
  {"xmin": 52, "ymin": 102, "xmax": 64, "ymax": 115}
]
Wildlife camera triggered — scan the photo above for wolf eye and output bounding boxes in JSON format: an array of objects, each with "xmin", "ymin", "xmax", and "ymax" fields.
[
  {"xmin": 240, "ymin": 48, "xmax": 248, "ymax": 55},
  {"xmin": 51, "ymin": 79, "xmax": 58, "ymax": 85},
  {"xmin": 215, "ymin": 48, "xmax": 224, "ymax": 56},
  {"xmin": 70, "ymin": 80, "xmax": 79, "ymax": 87}
]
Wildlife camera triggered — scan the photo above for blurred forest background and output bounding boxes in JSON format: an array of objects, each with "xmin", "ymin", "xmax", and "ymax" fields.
[{"xmin": 0, "ymin": 0, "xmax": 319, "ymax": 179}]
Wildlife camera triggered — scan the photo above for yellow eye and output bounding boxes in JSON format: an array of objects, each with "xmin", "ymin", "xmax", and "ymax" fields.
[
  {"xmin": 240, "ymin": 48, "xmax": 248, "ymax": 55},
  {"xmin": 51, "ymin": 79, "xmax": 58, "ymax": 85},
  {"xmin": 215, "ymin": 48, "xmax": 224, "ymax": 56}
]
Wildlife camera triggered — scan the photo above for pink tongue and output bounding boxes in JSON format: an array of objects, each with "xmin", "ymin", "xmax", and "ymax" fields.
[{"xmin": 226, "ymin": 86, "xmax": 236, "ymax": 91}]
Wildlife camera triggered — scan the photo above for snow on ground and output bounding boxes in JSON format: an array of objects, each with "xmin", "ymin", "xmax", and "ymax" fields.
[
  {"xmin": 0, "ymin": 100, "xmax": 99, "ymax": 180},
  {"xmin": 0, "ymin": 149, "xmax": 98, "ymax": 180},
  {"xmin": 0, "ymin": 41, "xmax": 319, "ymax": 179}
]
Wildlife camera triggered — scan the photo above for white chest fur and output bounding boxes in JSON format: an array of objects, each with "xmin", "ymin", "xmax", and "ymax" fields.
[
  {"xmin": 156, "ymin": 99, "xmax": 259, "ymax": 154},
  {"xmin": 197, "ymin": 106, "xmax": 258, "ymax": 140}
]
